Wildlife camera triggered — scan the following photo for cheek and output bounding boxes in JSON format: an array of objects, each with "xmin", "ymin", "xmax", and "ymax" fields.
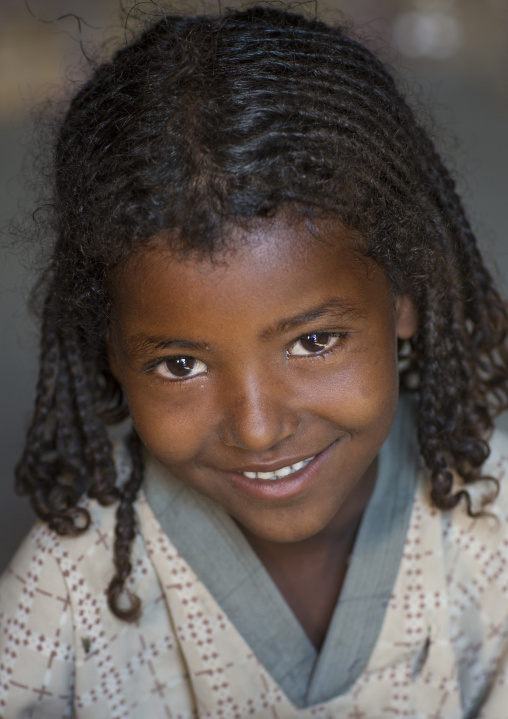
[
  {"xmin": 124, "ymin": 381, "xmax": 215, "ymax": 463},
  {"xmin": 354, "ymin": 342, "xmax": 400, "ymax": 421},
  {"xmin": 303, "ymin": 339, "xmax": 399, "ymax": 425}
]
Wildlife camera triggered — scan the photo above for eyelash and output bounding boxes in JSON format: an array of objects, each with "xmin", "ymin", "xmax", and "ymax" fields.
[
  {"xmin": 144, "ymin": 331, "xmax": 350, "ymax": 383},
  {"xmin": 287, "ymin": 331, "xmax": 349, "ymax": 358},
  {"xmin": 144, "ymin": 356, "xmax": 207, "ymax": 384}
]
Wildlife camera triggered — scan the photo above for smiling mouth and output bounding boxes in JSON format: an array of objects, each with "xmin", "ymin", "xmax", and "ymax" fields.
[{"xmin": 240, "ymin": 456, "xmax": 315, "ymax": 481}]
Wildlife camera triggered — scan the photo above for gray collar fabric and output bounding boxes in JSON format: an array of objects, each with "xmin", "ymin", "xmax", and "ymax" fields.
[{"xmin": 143, "ymin": 394, "xmax": 420, "ymax": 708}]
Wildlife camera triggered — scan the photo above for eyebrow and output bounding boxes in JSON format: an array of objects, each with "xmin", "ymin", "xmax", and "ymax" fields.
[
  {"xmin": 259, "ymin": 298, "xmax": 365, "ymax": 340},
  {"xmin": 125, "ymin": 298, "xmax": 364, "ymax": 359},
  {"xmin": 125, "ymin": 336, "xmax": 210, "ymax": 360}
]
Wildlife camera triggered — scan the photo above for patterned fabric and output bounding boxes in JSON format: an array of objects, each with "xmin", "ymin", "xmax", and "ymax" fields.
[
  {"xmin": 1, "ymin": 431, "xmax": 508, "ymax": 718},
  {"xmin": 141, "ymin": 388, "xmax": 420, "ymax": 708}
]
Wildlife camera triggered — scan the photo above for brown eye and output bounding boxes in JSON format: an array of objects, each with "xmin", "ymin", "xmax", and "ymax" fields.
[
  {"xmin": 290, "ymin": 332, "xmax": 341, "ymax": 356},
  {"xmin": 155, "ymin": 356, "xmax": 207, "ymax": 380},
  {"xmin": 299, "ymin": 333, "xmax": 332, "ymax": 352}
]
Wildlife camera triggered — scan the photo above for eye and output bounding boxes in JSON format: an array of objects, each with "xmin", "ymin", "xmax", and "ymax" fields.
[
  {"xmin": 289, "ymin": 332, "xmax": 345, "ymax": 356},
  {"xmin": 154, "ymin": 356, "xmax": 207, "ymax": 380}
]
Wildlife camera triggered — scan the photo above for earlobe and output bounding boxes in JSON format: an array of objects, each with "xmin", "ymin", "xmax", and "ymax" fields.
[{"xmin": 395, "ymin": 295, "xmax": 418, "ymax": 339}]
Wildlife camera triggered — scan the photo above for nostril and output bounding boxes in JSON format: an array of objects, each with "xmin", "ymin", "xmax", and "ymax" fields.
[
  {"xmin": 217, "ymin": 407, "xmax": 299, "ymax": 452},
  {"xmin": 217, "ymin": 423, "xmax": 288, "ymax": 451}
]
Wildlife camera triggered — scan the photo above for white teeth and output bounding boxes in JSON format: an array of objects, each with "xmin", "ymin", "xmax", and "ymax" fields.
[
  {"xmin": 277, "ymin": 466, "xmax": 293, "ymax": 478},
  {"xmin": 292, "ymin": 460, "xmax": 306, "ymax": 472},
  {"xmin": 241, "ymin": 457, "xmax": 314, "ymax": 481}
]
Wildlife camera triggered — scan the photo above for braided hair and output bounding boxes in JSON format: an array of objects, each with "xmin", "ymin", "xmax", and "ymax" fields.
[{"xmin": 17, "ymin": 6, "xmax": 508, "ymax": 621}]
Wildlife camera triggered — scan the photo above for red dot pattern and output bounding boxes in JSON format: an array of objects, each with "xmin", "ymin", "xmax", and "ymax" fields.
[{"xmin": 1, "ymin": 436, "xmax": 508, "ymax": 717}]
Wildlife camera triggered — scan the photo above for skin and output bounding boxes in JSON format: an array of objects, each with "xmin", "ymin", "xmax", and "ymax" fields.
[{"xmin": 108, "ymin": 214, "xmax": 418, "ymax": 649}]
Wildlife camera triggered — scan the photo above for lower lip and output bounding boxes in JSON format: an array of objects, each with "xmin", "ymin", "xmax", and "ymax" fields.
[{"xmin": 222, "ymin": 441, "xmax": 339, "ymax": 502}]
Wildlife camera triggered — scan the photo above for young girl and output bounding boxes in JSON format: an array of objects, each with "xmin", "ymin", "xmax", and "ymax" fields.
[{"xmin": 2, "ymin": 6, "xmax": 508, "ymax": 718}]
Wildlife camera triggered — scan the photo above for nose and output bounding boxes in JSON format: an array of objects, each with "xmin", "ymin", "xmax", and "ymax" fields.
[{"xmin": 217, "ymin": 369, "xmax": 299, "ymax": 452}]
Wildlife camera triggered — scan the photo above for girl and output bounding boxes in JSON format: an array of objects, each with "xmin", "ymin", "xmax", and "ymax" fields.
[{"xmin": 1, "ymin": 6, "xmax": 508, "ymax": 718}]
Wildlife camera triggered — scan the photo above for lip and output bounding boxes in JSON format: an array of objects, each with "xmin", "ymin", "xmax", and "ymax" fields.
[{"xmin": 221, "ymin": 440, "xmax": 339, "ymax": 502}]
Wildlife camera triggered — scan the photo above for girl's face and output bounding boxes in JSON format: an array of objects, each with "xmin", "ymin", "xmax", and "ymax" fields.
[{"xmin": 109, "ymin": 215, "xmax": 417, "ymax": 544}]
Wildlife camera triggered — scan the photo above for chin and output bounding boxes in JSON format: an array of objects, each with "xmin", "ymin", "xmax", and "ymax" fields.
[{"xmin": 237, "ymin": 510, "xmax": 333, "ymax": 546}]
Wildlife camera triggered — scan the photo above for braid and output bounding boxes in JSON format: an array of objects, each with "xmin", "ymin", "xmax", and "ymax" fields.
[
  {"xmin": 16, "ymin": 287, "xmax": 121, "ymax": 532},
  {"xmin": 107, "ymin": 430, "xmax": 144, "ymax": 622},
  {"xmin": 62, "ymin": 328, "xmax": 119, "ymax": 504},
  {"xmin": 16, "ymin": 296, "xmax": 89, "ymax": 534},
  {"xmin": 16, "ymin": 302, "xmax": 59, "ymax": 495},
  {"xmin": 394, "ymin": 126, "xmax": 508, "ymax": 508},
  {"xmin": 18, "ymin": 291, "xmax": 145, "ymax": 618}
]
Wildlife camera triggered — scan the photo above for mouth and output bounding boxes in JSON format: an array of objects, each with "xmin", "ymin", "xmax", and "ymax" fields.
[
  {"xmin": 221, "ymin": 441, "xmax": 339, "ymax": 502},
  {"xmin": 240, "ymin": 456, "xmax": 315, "ymax": 482}
]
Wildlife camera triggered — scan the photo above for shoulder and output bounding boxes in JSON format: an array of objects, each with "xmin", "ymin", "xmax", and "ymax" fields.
[
  {"xmin": 431, "ymin": 428, "xmax": 508, "ymax": 714},
  {"xmin": 0, "ymin": 520, "xmax": 69, "ymax": 614},
  {"xmin": 442, "ymin": 427, "xmax": 508, "ymax": 521},
  {"xmin": 0, "ymin": 492, "xmax": 155, "ymax": 607},
  {"xmin": 0, "ymin": 492, "xmax": 136, "ymax": 642},
  {"xmin": 0, "ymin": 494, "xmax": 182, "ymax": 716},
  {"xmin": 438, "ymin": 427, "xmax": 508, "ymax": 563},
  {"xmin": 0, "ymin": 496, "xmax": 122, "ymax": 637},
  {"xmin": 0, "ymin": 521, "xmax": 76, "ymax": 715},
  {"xmin": 470, "ymin": 426, "xmax": 508, "ymax": 520}
]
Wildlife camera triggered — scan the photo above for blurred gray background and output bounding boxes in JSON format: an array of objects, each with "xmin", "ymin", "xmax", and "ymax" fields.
[{"xmin": 1, "ymin": 0, "xmax": 508, "ymax": 573}]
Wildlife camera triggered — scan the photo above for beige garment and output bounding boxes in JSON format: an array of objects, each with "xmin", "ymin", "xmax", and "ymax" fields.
[{"xmin": 1, "ymin": 432, "xmax": 508, "ymax": 718}]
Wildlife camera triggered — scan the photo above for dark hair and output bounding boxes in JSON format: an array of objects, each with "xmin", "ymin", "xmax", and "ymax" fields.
[{"xmin": 16, "ymin": 5, "xmax": 508, "ymax": 621}]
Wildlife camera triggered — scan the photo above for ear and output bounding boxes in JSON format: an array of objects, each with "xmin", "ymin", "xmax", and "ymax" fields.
[{"xmin": 395, "ymin": 294, "xmax": 418, "ymax": 339}]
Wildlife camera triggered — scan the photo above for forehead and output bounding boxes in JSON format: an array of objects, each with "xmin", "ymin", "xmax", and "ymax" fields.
[{"xmin": 109, "ymin": 215, "xmax": 392, "ymax": 336}]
